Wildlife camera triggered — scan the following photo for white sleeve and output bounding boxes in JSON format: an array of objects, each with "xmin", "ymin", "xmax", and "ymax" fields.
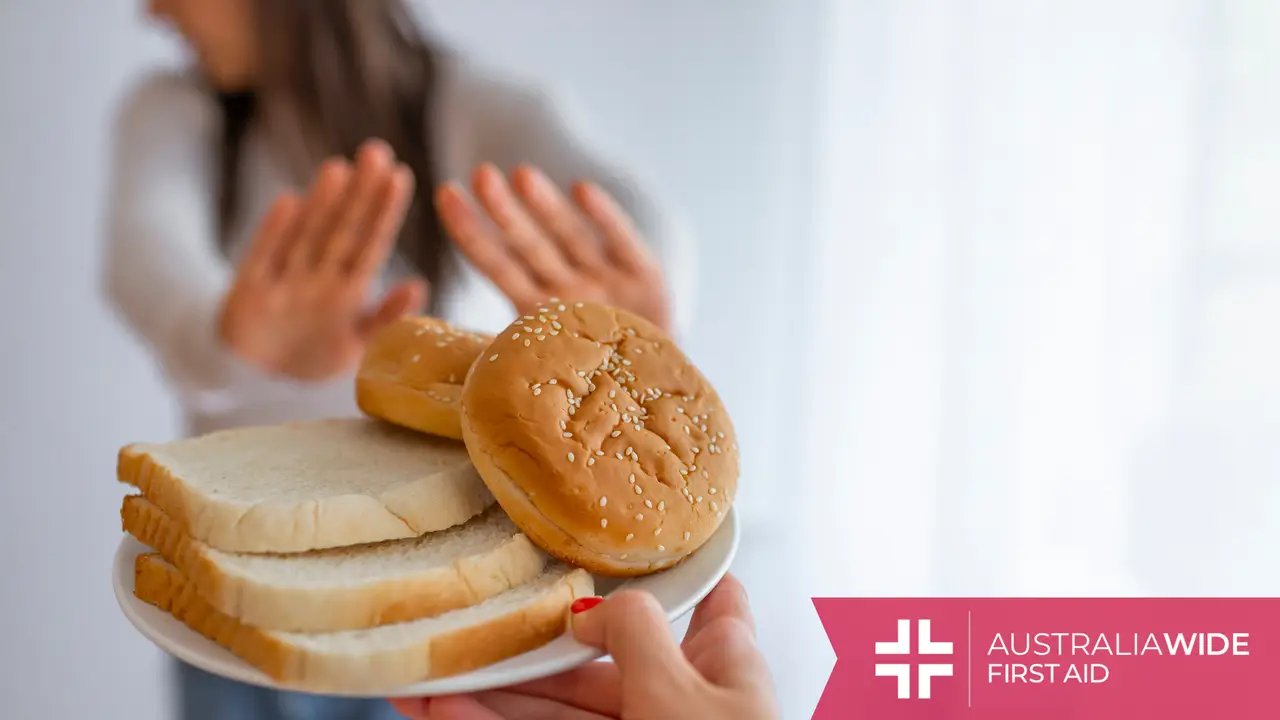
[
  {"xmin": 100, "ymin": 72, "xmax": 273, "ymax": 411},
  {"xmin": 457, "ymin": 68, "xmax": 699, "ymax": 342}
]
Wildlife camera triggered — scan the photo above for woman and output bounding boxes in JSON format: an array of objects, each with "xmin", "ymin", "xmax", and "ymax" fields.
[{"xmin": 102, "ymin": 1, "xmax": 696, "ymax": 718}]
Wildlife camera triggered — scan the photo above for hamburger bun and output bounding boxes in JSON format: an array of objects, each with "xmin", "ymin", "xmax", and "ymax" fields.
[
  {"xmin": 460, "ymin": 300, "xmax": 739, "ymax": 577},
  {"xmin": 356, "ymin": 316, "xmax": 494, "ymax": 440}
]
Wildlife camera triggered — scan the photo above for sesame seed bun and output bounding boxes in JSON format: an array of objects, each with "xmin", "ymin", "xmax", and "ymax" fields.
[
  {"xmin": 356, "ymin": 316, "xmax": 494, "ymax": 440},
  {"xmin": 459, "ymin": 300, "xmax": 740, "ymax": 577}
]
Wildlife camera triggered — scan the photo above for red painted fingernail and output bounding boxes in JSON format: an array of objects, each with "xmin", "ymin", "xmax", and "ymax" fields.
[{"xmin": 571, "ymin": 596, "xmax": 604, "ymax": 614}]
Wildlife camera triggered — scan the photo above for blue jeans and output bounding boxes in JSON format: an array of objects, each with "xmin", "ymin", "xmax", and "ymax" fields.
[{"xmin": 175, "ymin": 661, "xmax": 406, "ymax": 720}]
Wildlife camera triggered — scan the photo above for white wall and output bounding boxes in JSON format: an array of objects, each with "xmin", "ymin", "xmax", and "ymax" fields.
[{"xmin": 0, "ymin": 1, "xmax": 824, "ymax": 718}]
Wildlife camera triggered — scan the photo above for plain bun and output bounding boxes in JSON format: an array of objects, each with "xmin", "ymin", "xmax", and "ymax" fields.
[
  {"xmin": 460, "ymin": 300, "xmax": 739, "ymax": 577},
  {"xmin": 357, "ymin": 316, "xmax": 494, "ymax": 440}
]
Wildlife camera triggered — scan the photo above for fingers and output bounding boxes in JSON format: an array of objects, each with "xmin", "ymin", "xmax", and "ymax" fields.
[
  {"xmin": 239, "ymin": 191, "xmax": 303, "ymax": 283},
  {"xmin": 570, "ymin": 590, "xmax": 692, "ymax": 690},
  {"xmin": 282, "ymin": 158, "xmax": 352, "ymax": 275},
  {"xmin": 684, "ymin": 573, "xmax": 755, "ymax": 642},
  {"xmin": 320, "ymin": 139, "xmax": 396, "ymax": 270},
  {"xmin": 347, "ymin": 162, "xmax": 415, "ymax": 276},
  {"xmin": 446, "ymin": 691, "xmax": 613, "ymax": 720},
  {"xmin": 573, "ymin": 181, "xmax": 656, "ymax": 273},
  {"xmin": 498, "ymin": 660, "xmax": 622, "ymax": 717},
  {"xmin": 435, "ymin": 182, "xmax": 544, "ymax": 308},
  {"xmin": 510, "ymin": 165, "xmax": 608, "ymax": 272},
  {"xmin": 388, "ymin": 696, "xmax": 501, "ymax": 720},
  {"xmin": 683, "ymin": 615, "xmax": 771, "ymax": 691},
  {"xmin": 471, "ymin": 164, "xmax": 577, "ymax": 287},
  {"xmin": 358, "ymin": 278, "xmax": 427, "ymax": 337}
]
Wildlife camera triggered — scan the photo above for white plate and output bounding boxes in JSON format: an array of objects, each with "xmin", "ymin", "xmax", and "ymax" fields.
[{"xmin": 113, "ymin": 508, "xmax": 739, "ymax": 698}]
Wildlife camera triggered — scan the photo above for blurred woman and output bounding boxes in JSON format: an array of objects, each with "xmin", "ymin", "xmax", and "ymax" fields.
[{"xmin": 102, "ymin": 1, "xmax": 694, "ymax": 718}]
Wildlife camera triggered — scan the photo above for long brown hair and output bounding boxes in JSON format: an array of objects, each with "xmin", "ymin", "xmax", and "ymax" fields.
[{"xmin": 216, "ymin": 0, "xmax": 449, "ymax": 309}]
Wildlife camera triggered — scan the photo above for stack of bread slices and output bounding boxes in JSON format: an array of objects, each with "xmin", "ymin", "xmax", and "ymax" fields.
[{"xmin": 118, "ymin": 301, "xmax": 739, "ymax": 694}]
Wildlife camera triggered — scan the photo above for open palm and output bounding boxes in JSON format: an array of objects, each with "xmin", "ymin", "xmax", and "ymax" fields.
[
  {"xmin": 219, "ymin": 141, "xmax": 425, "ymax": 380},
  {"xmin": 435, "ymin": 164, "xmax": 672, "ymax": 333}
]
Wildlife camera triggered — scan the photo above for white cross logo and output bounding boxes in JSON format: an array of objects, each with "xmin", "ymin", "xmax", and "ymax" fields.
[{"xmin": 874, "ymin": 619, "xmax": 953, "ymax": 699}]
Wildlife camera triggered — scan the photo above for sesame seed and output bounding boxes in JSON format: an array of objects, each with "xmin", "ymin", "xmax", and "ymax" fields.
[
  {"xmin": 658, "ymin": 544, "xmax": 665, "ymax": 552},
  {"xmin": 567, "ymin": 452, "xmax": 575, "ymax": 462},
  {"xmin": 690, "ymin": 465, "xmax": 698, "ymax": 472},
  {"xmin": 703, "ymin": 470, "xmax": 709, "ymax": 478},
  {"xmin": 684, "ymin": 531, "xmax": 692, "ymax": 541},
  {"xmin": 709, "ymin": 487, "xmax": 716, "ymax": 494},
  {"xmin": 634, "ymin": 485, "xmax": 642, "ymax": 495},
  {"xmin": 645, "ymin": 499, "xmax": 653, "ymax": 508},
  {"xmin": 610, "ymin": 430, "xmax": 621, "ymax": 438},
  {"xmin": 654, "ymin": 527, "xmax": 662, "ymax": 536},
  {"xmin": 558, "ymin": 304, "xmax": 566, "ymax": 311},
  {"xmin": 533, "ymin": 388, "xmax": 542, "ymax": 395},
  {"xmin": 587, "ymin": 458, "xmax": 595, "ymax": 466},
  {"xmin": 489, "ymin": 354, "xmax": 499, "ymax": 362},
  {"xmin": 692, "ymin": 447, "xmax": 701, "ymax": 454},
  {"xmin": 711, "ymin": 501, "xmax": 719, "ymax": 512},
  {"xmin": 524, "ymin": 326, "xmax": 533, "ymax": 332},
  {"xmin": 512, "ymin": 333, "xmax": 520, "ymax": 340},
  {"xmin": 660, "ymin": 500, "xmax": 669, "ymax": 512},
  {"xmin": 600, "ymin": 518, "xmax": 608, "ymax": 528},
  {"xmin": 523, "ymin": 339, "xmax": 531, "ymax": 347},
  {"xmin": 696, "ymin": 496, "xmax": 704, "ymax": 503},
  {"xmin": 622, "ymin": 359, "xmax": 632, "ymax": 366},
  {"xmin": 635, "ymin": 513, "xmax": 644, "ymax": 521},
  {"xmin": 537, "ymin": 335, "xmax": 546, "ymax": 341},
  {"xmin": 680, "ymin": 467, "xmax": 688, "ymax": 475},
  {"xmin": 563, "ymin": 432, "xmax": 573, "ymax": 438},
  {"xmin": 523, "ymin": 315, "xmax": 534, "ymax": 320},
  {"xmin": 549, "ymin": 379, "xmax": 557, "ymax": 385},
  {"xmin": 629, "ymin": 473, "xmax": 635, "ymax": 484},
  {"xmin": 553, "ymin": 321, "xmax": 562, "ymax": 330},
  {"xmin": 625, "ymin": 533, "xmax": 634, "ymax": 541},
  {"xmin": 596, "ymin": 450, "xmax": 604, "ymax": 456},
  {"xmin": 575, "ymin": 302, "xmax": 584, "ymax": 307},
  {"xmin": 609, "ymin": 390, "xmax": 616, "ymax": 399},
  {"xmin": 620, "ymin": 554, "xmax": 628, "ymax": 559},
  {"xmin": 599, "ymin": 496, "xmax": 608, "ymax": 507},
  {"xmin": 577, "ymin": 371, "xmax": 586, "ymax": 377}
]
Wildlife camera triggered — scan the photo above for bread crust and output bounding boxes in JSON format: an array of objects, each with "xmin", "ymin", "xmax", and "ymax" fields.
[
  {"xmin": 122, "ymin": 495, "xmax": 547, "ymax": 633},
  {"xmin": 356, "ymin": 316, "xmax": 494, "ymax": 440},
  {"xmin": 460, "ymin": 300, "xmax": 740, "ymax": 577},
  {"xmin": 116, "ymin": 419, "xmax": 496, "ymax": 553},
  {"xmin": 133, "ymin": 553, "xmax": 595, "ymax": 694}
]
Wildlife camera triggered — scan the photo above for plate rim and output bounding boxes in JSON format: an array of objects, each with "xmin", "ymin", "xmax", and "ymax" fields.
[{"xmin": 112, "ymin": 507, "xmax": 740, "ymax": 698}]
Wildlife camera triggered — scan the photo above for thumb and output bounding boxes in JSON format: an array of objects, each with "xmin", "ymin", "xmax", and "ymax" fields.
[
  {"xmin": 359, "ymin": 278, "xmax": 428, "ymax": 337},
  {"xmin": 570, "ymin": 590, "xmax": 693, "ymax": 689}
]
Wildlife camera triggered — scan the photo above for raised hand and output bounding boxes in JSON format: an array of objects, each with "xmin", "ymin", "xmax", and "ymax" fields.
[
  {"xmin": 435, "ymin": 163, "xmax": 673, "ymax": 332},
  {"xmin": 390, "ymin": 574, "xmax": 780, "ymax": 720},
  {"xmin": 218, "ymin": 140, "xmax": 425, "ymax": 381}
]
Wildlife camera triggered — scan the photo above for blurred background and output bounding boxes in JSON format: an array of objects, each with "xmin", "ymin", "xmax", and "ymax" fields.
[{"xmin": 1, "ymin": 0, "xmax": 1277, "ymax": 718}]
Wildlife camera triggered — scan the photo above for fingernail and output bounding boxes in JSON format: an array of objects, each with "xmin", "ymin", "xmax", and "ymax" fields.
[{"xmin": 571, "ymin": 596, "xmax": 603, "ymax": 614}]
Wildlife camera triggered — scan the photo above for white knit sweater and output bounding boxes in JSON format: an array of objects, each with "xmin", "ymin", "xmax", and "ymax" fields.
[{"xmin": 101, "ymin": 57, "xmax": 695, "ymax": 437}]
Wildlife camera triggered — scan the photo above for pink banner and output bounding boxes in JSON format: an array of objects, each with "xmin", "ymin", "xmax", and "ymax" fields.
[{"xmin": 812, "ymin": 598, "xmax": 1280, "ymax": 719}]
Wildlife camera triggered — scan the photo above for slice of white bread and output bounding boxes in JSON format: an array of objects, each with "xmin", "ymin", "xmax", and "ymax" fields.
[
  {"xmin": 133, "ymin": 553, "xmax": 595, "ymax": 694},
  {"xmin": 122, "ymin": 495, "xmax": 548, "ymax": 632},
  {"xmin": 117, "ymin": 418, "xmax": 496, "ymax": 553}
]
